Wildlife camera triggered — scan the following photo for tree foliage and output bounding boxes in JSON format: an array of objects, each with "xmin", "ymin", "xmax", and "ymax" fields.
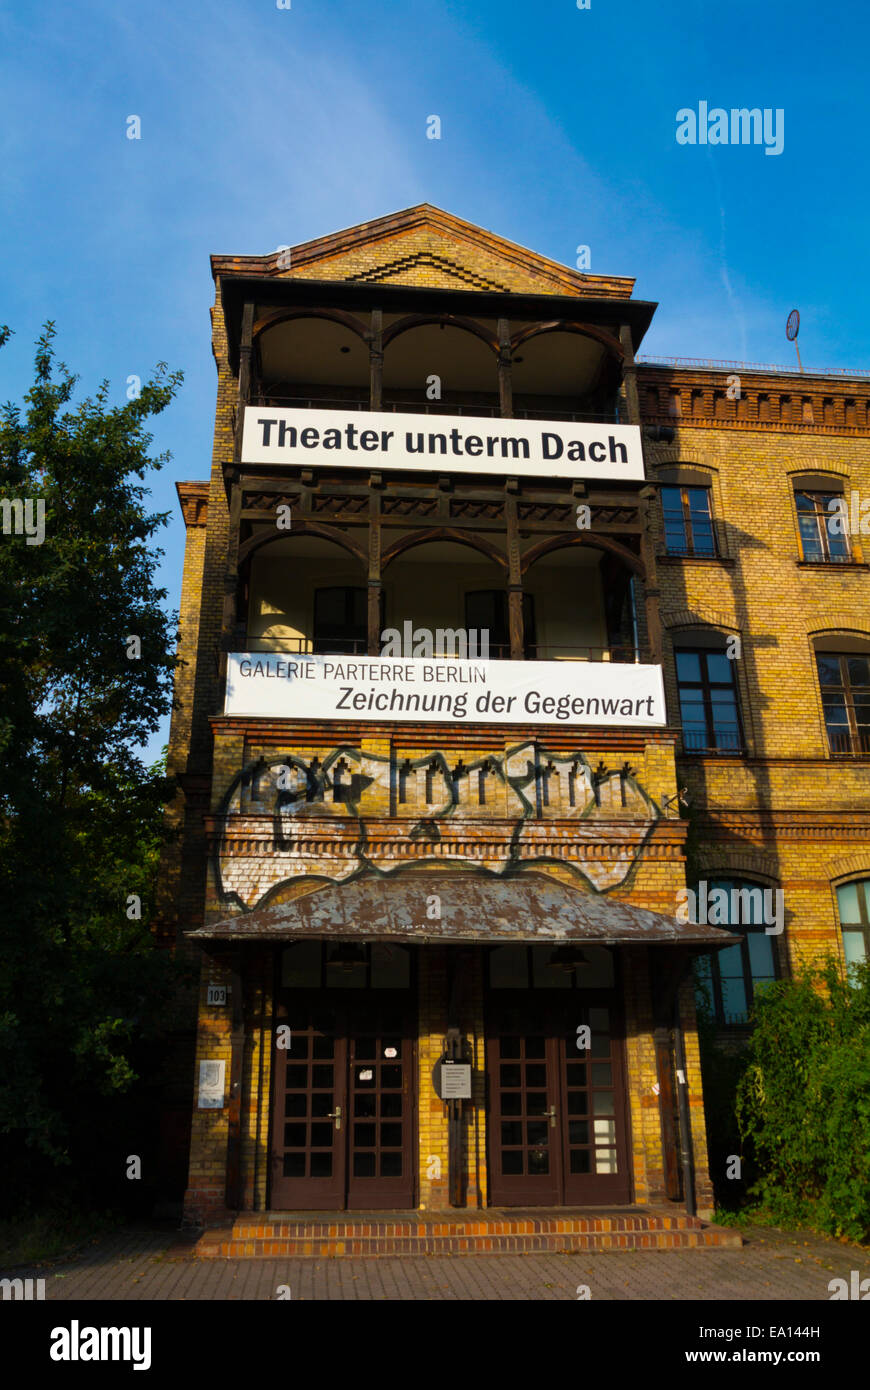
[{"xmin": 0, "ymin": 324, "xmax": 189, "ymax": 1206}]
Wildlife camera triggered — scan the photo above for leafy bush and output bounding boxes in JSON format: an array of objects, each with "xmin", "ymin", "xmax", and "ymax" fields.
[{"xmin": 735, "ymin": 957, "xmax": 870, "ymax": 1243}]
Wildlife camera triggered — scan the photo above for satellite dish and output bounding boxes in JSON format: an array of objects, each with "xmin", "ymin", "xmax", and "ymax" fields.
[{"xmin": 786, "ymin": 309, "xmax": 802, "ymax": 370}]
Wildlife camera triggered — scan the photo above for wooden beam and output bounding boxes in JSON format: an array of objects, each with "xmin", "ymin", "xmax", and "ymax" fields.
[
  {"xmin": 497, "ymin": 318, "xmax": 513, "ymax": 418},
  {"xmin": 369, "ymin": 308, "xmax": 383, "ymax": 411}
]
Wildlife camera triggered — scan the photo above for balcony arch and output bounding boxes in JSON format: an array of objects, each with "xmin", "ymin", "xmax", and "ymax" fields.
[
  {"xmin": 239, "ymin": 520, "xmax": 367, "ymax": 568},
  {"xmin": 522, "ymin": 539, "xmax": 644, "ymax": 663},
  {"xmin": 255, "ymin": 311, "xmax": 370, "ymax": 401},
  {"xmin": 244, "ymin": 531, "xmax": 368, "ymax": 656},
  {"xmin": 381, "ymin": 318, "xmax": 499, "ymax": 413},
  {"xmin": 382, "ymin": 526, "xmax": 507, "ymax": 572},
  {"xmin": 520, "ymin": 531, "xmax": 644, "ymax": 578}
]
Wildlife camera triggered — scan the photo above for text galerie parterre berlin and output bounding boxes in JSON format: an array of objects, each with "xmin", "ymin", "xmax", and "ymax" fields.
[{"xmin": 225, "ymin": 654, "xmax": 667, "ymax": 727}]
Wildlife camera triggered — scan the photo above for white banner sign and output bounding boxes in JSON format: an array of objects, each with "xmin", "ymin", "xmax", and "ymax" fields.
[
  {"xmin": 225, "ymin": 653, "xmax": 666, "ymax": 727},
  {"xmin": 241, "ymin": 406, "xmax": 644, "ymax": 482}
]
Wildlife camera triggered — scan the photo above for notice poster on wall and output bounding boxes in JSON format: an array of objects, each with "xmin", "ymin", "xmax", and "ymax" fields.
[
  {"xmin": 225, "ymin": 653, "xmax": 666, "ymax": 727},
  {"xmin": 198, "ymin": 1060, "xmax": 226, "ymax": 1110}
]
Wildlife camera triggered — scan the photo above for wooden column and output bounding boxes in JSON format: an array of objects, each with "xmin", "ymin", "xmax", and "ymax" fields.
[
  {"xmin": 619, "ymin": 323, "xmax": 641, "ymax": 425},
  {"xmin": 225, "ymin": 950, "xmax": 246, "ymax": 1212},
  {"xmin": 504, "ymin": 481, "xmax": 524, "ymax": 659},
  {"xmin": 497, "ymin": 317, "xmax": 513, "ymax": 418},
  {"xmin": 367, "ymin": 476, "xmax": 383, "ymax": 655},
  {"xmin": 639, "ymin": 486, "xmax": 663, "ymax": 664},
  {"xmin": 222, "ymin": 301, "xmax": 255, "ymax": 674},
  {"xmin": 369, "ymin": 308, "xmax": 383, "ymax": 411}
]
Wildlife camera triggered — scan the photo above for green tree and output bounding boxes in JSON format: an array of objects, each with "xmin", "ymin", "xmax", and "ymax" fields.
[{"xmin": 0, "ymin": 323, "xmax": 188, "ymax": 1207}]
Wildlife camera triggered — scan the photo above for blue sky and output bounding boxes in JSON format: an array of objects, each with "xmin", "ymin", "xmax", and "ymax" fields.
[{"xmin": 1, "ymin": 0, "xmax": 867, "ymax": 760}]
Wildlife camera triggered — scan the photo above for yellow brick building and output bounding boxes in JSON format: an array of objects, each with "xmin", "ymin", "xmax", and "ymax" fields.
[{"xmin": 159, "ymin": 207, "xmax": 869, "ymax": 1245}]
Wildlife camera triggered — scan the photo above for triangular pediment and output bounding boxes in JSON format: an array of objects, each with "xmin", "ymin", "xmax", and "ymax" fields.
[{"xmin": 213, "ymin": 205, "xmax": 634, "ymax": 299}]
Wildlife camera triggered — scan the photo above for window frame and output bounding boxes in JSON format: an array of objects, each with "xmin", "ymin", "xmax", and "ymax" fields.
[
  {"xmin": 835, "ymin": 878, "xmax": 870, "ymax": 967},
  {"xmin": 815, "ymin": 650, "xmax": 870, "ymax": 755},
  {"xmin": 660, "ymin": 483, "xmax": 717, "ymax": 558},
  {"xmin": 674, "ymin": 644, "xmax": 744, "ymax": 754},
  {"xmin": 693, "ymin": 878, "xmax": 780, "ymax": 1027},
  {"xmin": 794, "ymin": 489, "xmax": 851, "ymax": 563}
]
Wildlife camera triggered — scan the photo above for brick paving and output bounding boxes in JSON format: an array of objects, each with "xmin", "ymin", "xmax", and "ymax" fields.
[{"xmin": 8, "ymin": 1223, "xmax": 870, "ymax": 1300}]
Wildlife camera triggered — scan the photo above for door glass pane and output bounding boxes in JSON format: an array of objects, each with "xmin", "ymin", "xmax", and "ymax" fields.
[
  {"xmin": 595, "ymin": 1149, "xmax": 618, "ymax": 1174},
  {"xmin": 311, "ymin": 1093, "xmax": 333, "ymax": 1117},
  {"xmin": 591, "ymin": 1062, "xmax": 612, "ymax": 1086},
  {"xmin": 528, "ymin": 1150, "xmax": 549, "ymax": 1174},
  {"xmin": 380, "ymin": 1153, "xmax": 402, "ymax": 1177},
  {"xmin": 310, "ymin": 1123, "xmax": 333, "ymax": 1146},
  {"xmin": 502, "ymin": 1151, "xmax": 523, "ymax": 1174},
  {"xmin": 593, "ymin": 1118, "xmax": 616, "ymax": 1143},
  {"xmin": 570, "ymin": 1149, "xmax": 591, "ymax": 1173},
  {"xmin": 501, "ymin": 1121, "xmax": 523, "ymax": 1146},
  {"xmin": 592, "ymin": 1093, "xmax": 615, "ymax": 1117},
  {"xmin": 310, "ymin": 1153, "xmax": 332, "ymax": 1177},
  {"xmin": 353, "ymin": 1152, "xmax": 376, "ymax": 1177}
]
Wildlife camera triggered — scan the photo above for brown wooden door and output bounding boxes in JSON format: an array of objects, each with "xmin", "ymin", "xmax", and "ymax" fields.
[
  {"xmin": 486, "ymin": 993, "xmax": 631, "ymax": 1206},
  {"xmin": 270, "ymin": 992, "xmax": 416, "ymax": 1210},
  {"xmin": 270, "ymin": 997, "xmax": 347, "ymax": 1210},
  {"xmin": 557, "ymin": 999, "xmax": 632, "ymax": 1205},
  {"xmin": 345, "ymin": 996, "xmax": 415, "ymax": 1209},
  {"xmin": 486, "ymin": 999, "xmax": 563, "ymax": 1205}
]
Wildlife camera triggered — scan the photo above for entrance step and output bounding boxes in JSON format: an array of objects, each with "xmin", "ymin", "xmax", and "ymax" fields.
[{"xmin": 189, "ymin": 1207, "xmax": 742, "ymax": 1258}]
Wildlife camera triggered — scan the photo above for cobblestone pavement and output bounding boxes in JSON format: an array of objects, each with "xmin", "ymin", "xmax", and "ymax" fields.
[{"xmin": 9, "ymin": 1224, "xmax": 870, "ymax": 1300}]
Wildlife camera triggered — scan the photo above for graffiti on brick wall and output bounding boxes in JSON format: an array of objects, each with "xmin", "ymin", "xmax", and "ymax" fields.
[{"xmin": 211, "ymin": 741, "xmax": 662, "ymax": 914}]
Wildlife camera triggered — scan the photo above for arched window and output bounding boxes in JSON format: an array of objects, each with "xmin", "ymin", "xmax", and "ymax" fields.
[
  {"xmin": 836, "ymin": 879, "xmax": 870, "ymax": 966},
  {"xmin": 693, "ymin": 878, "xmax": 779, "ymax": 1025}
]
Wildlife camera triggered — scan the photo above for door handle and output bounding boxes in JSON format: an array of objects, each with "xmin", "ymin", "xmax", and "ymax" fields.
[
  {"xmin": 327, "ymin": 1105, "xmax": 342, "ymax": 1130},
  {"xmin": 548, "ymin": 1104, "xmax": 557, "ymax": 1128}
]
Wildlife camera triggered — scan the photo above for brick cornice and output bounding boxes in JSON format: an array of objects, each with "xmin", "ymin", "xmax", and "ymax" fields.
[{"xmin": 176, "ymin": 481, "xmax": 209, "ymax": 527}]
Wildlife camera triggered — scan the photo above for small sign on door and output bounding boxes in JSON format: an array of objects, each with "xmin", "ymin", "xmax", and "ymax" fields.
[
  {"xmin": 439, "ymin": 1062, "xmax": 472, "ymax": 1099},
  {"xmin": 207, "ymin": 984, "xmax": 227, "ymax": 1006}
]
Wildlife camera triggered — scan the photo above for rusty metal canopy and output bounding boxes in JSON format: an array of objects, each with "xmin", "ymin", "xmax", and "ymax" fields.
[{"xmin": 187, "ymin": 874, "xmax": 740, "ymax": 949}]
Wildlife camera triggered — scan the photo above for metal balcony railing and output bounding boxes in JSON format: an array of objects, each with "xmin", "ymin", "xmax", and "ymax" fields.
[
  {"xmin": 252, "ymin": 389, "xmax": 621, "ymax": 425},
  {"xmin": 828, "ymin": 727, "xmax": 870, "ymax": 755},
  {"xmin": 243, "ymin": 636, "xmax": 652, "ymax": 663}
]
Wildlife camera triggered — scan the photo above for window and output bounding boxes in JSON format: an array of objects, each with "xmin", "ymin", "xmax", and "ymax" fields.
[
  {"xmin": 313, "ymin": 586, "xmax": 368, "ymax": 654},
  {"xmin": 661, "ymin": 485, "xmax": 716, "ymax": 557},
  {"xmin": 465, "ymin": 590, "xmax": 536, "ymax": 659},
  {"xmin": 816, "ymin": 652, "xmax": 870, "ymax": 754},
  {"xmin": 795, "ymin": 491, "xmax": 851, "ymax": 562},
  {"xmin": 281, "ymin": 942, "xmax": 412, "ymax": 989},
  {"xmin": 675, "ymin": 647, "xmax": 743, "ymax": 752},
  {"xmin": 836, "ymin": 880, "xmax": 870, "ymax": 967},
  {"xmin": 694, "ymin": 879, "xmax": 778, "ymax": 1025},
  {"xmin": 487, "ymin": 945, "xmax": 615, "ymax": 989}
]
